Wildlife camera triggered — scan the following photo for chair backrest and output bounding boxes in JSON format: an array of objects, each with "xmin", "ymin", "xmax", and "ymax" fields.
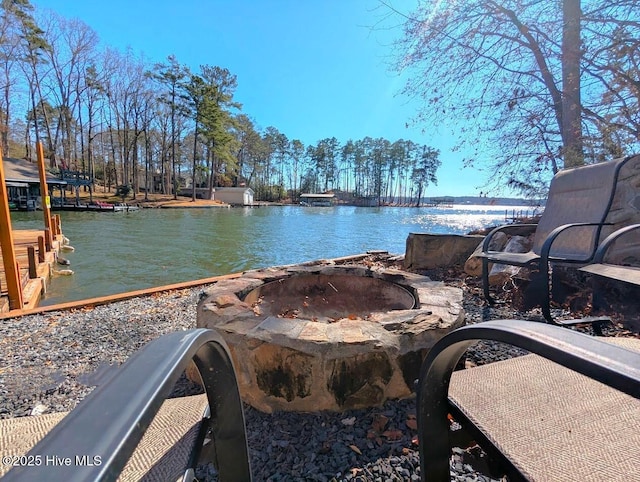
[{"xmin": 532, "ymin": 156, "xmax": 634, "ymax": 259}]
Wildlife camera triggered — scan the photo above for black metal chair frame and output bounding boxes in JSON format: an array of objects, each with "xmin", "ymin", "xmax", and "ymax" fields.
[
  {"xmin": 580, "ymin": 223, "xmax": 640, "ymax": 312},
  {"xmin": 479, "ymin": 158, "xmax": 635, "ymax": 323},
  {"xmin": 481, "ymin": 222, "xmax": 613, "ymax": 322},
  {"xmin": 591, "ymin": 223, "xmax": 640, "ymax": 266},
  {"xmin": 3, "ymin": 328, "xmax": 252, "ymax": 482},
  {"xmin": 416, "ymin": 320, "xmax": 640, "ymax": 481}
]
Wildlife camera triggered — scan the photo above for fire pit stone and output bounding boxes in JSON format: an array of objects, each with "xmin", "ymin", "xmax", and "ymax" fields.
[{"xmin": 197, "ymin": 258, "xmax": 464, "ymax": 412}]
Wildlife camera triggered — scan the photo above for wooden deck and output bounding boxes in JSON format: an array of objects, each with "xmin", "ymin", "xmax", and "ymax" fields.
[{"xmin": 0, "ymin": 229, "xmax": 61, "ymax": 312}]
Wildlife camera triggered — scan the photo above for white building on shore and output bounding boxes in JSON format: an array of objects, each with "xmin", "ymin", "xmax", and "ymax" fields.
[{"xmin": 214, "ymin": 187, "xmax": 254, "ymax": 206}]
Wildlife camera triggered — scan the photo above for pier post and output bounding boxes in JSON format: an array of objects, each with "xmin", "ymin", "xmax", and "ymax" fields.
[
  {"xmin": 0, "ymin": 152, "xmax": 24, "ymax": 309},
  {"xmin": 28, "ymin": 246, "xmax": 37, "ymax": 279},
  {"xmin": 38, "ymin": 236, "xmax": 45, "ymax": 263},
  {"xmin": 44, "ymin": 228, "xmax": 52, "ymax": 251},
  {"xmin": 36, "ymin": 142, "xmax": 54, "ymax": 238}
]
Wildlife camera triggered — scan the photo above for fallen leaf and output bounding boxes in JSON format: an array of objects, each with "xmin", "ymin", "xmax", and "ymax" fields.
[
  {"xmin": 406, "ymin": 418, "xmax": 418, "ymax": 431},
  {"xmin": 411, "ymin": 435, "xmax": 419, "ymax": 446},
  {"xmin": 349, "ymin": 444, "xmax": 362, "ymax": 455},
  {"xmin": 382, "ymin": 429, "xmax": 403, "ymax": 441},
  {"xmin": 372, "ymin": 414, "xmax": 389, "ymax": 433}
]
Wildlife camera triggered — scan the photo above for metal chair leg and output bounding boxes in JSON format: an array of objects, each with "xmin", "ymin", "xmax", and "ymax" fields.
[
  {"xmin": 482, "ymin": 258, "xmax": 496, "ymax": 305},
  {"xmin": 540, "ymin": 262, "xmax": 554, "ymax": 323}
]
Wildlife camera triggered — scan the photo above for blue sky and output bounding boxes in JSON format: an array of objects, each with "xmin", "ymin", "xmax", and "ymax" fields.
[{"xmin": 32, "ymin": 0, "xmax": 491, "ymax": 197}]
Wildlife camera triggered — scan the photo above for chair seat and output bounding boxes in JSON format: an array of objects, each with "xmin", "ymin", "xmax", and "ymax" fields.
[
  {"xmin": 449, "ymin": 338, "xmax": 640, "ymax": 481},
  {"xmin": 479, "ymin": 250, "xmax": 590, "ymax": 267},
  {"xmin": 580, "ymin": 263, "xmax": 640, "ymax": 286},
  {"xmin": 0, "ymin": 394, "xmax": 208, "ymax": 481},
  {"xmin": 477, "ymin": 250, "xmax": 540, "ymax": 266}
]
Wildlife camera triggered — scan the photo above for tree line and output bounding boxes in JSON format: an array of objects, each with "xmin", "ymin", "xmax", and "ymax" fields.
[{"xmin": 0, "ymin": 0, "xmax": 441, "ymax": 205}]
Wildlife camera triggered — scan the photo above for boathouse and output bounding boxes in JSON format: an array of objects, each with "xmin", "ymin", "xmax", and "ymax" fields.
[
  {"xmin": 426, "ymin": 196, "xmax": 455, "ymax": 207},
  {"xmin": 299, "ymin": 193, "xmax": 335, "ymax": 206},
  {"xmin": 2, "ymin": 157, "xmax": 67, "ymax": 210},
  {"xmin": 214, "ymin": 187, "xmax": 254, "ymax": 206}
]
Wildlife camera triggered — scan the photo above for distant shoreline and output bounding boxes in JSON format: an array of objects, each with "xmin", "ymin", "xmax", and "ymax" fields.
[{"xmin": 45, "ymin": 189, "xmax": 544, "ymax": 211}]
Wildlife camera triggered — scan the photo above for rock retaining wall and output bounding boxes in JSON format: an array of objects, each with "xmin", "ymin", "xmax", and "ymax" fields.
[{"xmin": 404, "ymin": 233, "xmax": 484, "ymax": 271}]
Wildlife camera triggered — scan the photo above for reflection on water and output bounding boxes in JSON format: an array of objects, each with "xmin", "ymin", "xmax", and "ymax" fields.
[{"xmin": 10, "ymin": 205, "xmax": 532, "ymax": 305}]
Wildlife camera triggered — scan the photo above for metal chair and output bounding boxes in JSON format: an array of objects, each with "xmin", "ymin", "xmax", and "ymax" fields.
[
  {"xmin": 478, "ymin": 155, "xmax": 640, "ymax": 322},
  {"xmin": 0, "ymin": 329, "xmax": 252, "ymax": 481},
  {"xmin": 416, "ymin": 320, "xmax": 640, "ymax": 481}
]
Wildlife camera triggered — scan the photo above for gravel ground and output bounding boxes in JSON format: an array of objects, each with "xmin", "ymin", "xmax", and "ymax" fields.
[{"xmin": 1, "ymin": 262, "xmax": 636, "ymax": 481}]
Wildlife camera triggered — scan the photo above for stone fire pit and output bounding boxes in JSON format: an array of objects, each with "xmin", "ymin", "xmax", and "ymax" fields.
[{"xmin": 197, "ymin": 258, "xmax": 464, "ymax": 412}]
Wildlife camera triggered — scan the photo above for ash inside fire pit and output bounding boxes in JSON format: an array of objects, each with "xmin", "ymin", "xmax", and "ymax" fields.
[{"xmin": 243, "ymin": 274, "xmax": 416, "ymax": 322}]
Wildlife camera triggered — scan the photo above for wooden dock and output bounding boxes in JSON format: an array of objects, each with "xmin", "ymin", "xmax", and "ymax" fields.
[
  {"xmin": 0, "ymin": 228, "xmax": 62, "ymax": 312},
  {"xmin": 1, "ymin": 142, "xmax": 65, "ymax": 312}
]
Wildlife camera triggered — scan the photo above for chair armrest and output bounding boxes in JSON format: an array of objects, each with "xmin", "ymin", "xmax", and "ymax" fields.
[
  {"xmin": 4, "ymin": 328, "xmax": 252, "ymax": 482},
  {"xmin": 416, "ymin": 319, "xmax": 640, "ymax": 481},
  {"xmin": 539, "ymin": 222, "xmax": 613, "ymax": 265},
  {"xmin": 593, "ymin": 223, "xmax": 640, "ymax": 263},
  {"xmin": 482, "ymin": 223, "xmax": 537, "ymax": 252}
]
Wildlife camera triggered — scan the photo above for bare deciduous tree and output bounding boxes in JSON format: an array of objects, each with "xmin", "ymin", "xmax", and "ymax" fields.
[{"xmin": 390, "ymin": 0, "xmax": 640, "ymax": 195}]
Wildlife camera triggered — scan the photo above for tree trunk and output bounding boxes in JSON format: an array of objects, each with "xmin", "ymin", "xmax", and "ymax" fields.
[
  {"xmin": 28, "ymin": 84, "xmax": 40, "ymax": 150},
  {"xmin": 191, "ymin": 120, "xmax": 199, "ymax": 202},
  {"xmin": 207, "ymin": 140, "xmax": 215, "ymax": 200},
  {"xmin": 2, "ymin": 74, "xmax": 10, "ymax": 157},
  {"xmin": 171, "ymin": 87, "xmax": 178, "ymax": 199},
  {"xmin": 562, "ymin": 0, "xmax": 583, "ymax": 168},
  {"xmin": 144, "ymin": 129, "xmax": 150, "ymax": 200},
  {"xmin": 132, "ymin": 136, "xmax": 138, "ymax": 199}
]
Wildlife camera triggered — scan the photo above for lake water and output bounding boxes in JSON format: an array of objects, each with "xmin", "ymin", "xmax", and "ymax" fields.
[{"xmin": 10, "ymin": 204, "xmax": 536, "ymax": 306}]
